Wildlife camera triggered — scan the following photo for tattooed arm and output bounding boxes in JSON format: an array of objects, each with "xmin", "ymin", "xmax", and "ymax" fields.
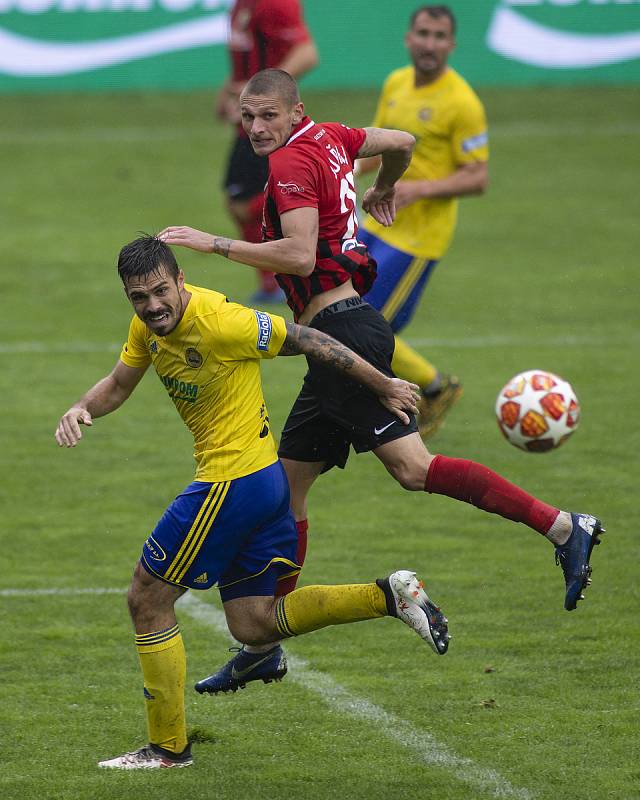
[
  {"xmin": 280, "ymin": 322, "xmax": 419, "ymax": 423},
  {"xmin": 356, "ymin": 127, "xmax": 415, "ymax": 227}
]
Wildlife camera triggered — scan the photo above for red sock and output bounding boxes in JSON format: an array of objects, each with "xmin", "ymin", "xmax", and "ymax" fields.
[
  {"xmin": 425, "ymin": 455, "xmax": 558, "ymax": 534},
  {"xmin": 275, "ymin": 519, "xmax": 308, "ymax": 597}
]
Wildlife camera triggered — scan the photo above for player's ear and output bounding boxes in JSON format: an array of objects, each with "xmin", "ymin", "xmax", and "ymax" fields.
[
  {"xmin": 292, "ymin": 102, "xmax": 304, "ymax": 125},
  {"xmin": 177, "ymin": 269, "xmax": 185, "ymax": 290}
]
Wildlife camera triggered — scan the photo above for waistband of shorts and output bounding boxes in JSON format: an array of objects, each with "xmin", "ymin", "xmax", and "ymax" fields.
[{"xmin": 309, "ymin": 296, "xmax": 368, "ymax": 326}]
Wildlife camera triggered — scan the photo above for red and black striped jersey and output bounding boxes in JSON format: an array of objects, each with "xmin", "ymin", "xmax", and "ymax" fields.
[{"xmin": 263, "ymin": 116, "xmax": 377, "ymax": 321}]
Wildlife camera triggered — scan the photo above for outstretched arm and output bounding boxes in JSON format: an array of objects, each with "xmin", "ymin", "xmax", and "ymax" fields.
[
  {"xmin": 157, "ymin": 206, "xmax": 318, "ymax": 277},
  {"xmin": 55, "ymin": 360, "xmax": 147, "ymax": 448},
  {"xmin": 279, "ymin": 322, "xmax": 419, "ymax": 424},
  {"xmin": 357, "ymin": 127, "xmax": 415, "ymax": 227}
]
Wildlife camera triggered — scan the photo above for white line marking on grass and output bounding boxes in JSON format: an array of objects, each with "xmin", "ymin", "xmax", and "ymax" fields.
[
  {"xmin": 2, "ymin": 586, "xmax": 532, "ymax": 798},
  {"xmin": 0, "ymin": 333, "xmax": 634, "ymax": 357},
  {"xmin": 179, "ymin": 593, "xmax": 533, "ymax": 800}
]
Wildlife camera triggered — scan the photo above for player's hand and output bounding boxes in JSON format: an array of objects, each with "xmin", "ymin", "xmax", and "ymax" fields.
[
  {"xmin": 393, "ymin": 180, "xmax": 427, "ymax": 210},
  {"xmin": 379, "ymin": 378, "xmax": 421, "ymax": 424},
  {"xmin": 362, "ymin": 185, "xmax": 396, "ymax": 227},
  {"xmin": 55, "ymin": 407, "xmax": 93, "ymax": 448},
  {"xmin": 157, "ymin": 227, "xmax": 215, "ymax": 253}
]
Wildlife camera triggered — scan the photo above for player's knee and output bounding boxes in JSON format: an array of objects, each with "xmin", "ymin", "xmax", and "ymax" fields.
[
  {"xmin": 388, "ymin": 456, "xmax": 430, "ymax": 491},
  {"xmin": 226, "ymin": 197, "xmax": 250, "ymax": 224},
  {"xmin": 224, "ymin": 597, "xmax": 277, "ymax": 645}
]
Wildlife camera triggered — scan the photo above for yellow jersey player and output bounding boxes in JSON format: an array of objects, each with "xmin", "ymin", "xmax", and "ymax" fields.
[
  {"xmin": 357, "ymin": 4, "xmax": 489, "ymax": 438},
  {"xmin": 55, "ymin": 235, "xmax": 451, "ymax": 770}
]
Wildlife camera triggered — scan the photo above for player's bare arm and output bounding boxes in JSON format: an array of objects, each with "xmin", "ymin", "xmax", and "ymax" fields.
[
  {"xmin": 358, "ymin": 127, "xmax": 415, "ymax": 227},
  {"xmin": 55, "ymin": 361, "xmax": 147, "ymax": 448},
  {"xmin": 158, "ymin": 207, "xmax": 318, "ymax": 276},
  {"xmin": 395, "ymin": 161, "xmax": 488, "ymax": 210},
  {"xmin": 279, "ymin": 321, "xmax": 420, "ymax": 423}
]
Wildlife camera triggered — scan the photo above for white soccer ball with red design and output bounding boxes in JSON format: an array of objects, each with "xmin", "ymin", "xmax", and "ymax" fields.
[{"xmin": 495, "ymin": 370, "xmax": 580, "ymax": 452}]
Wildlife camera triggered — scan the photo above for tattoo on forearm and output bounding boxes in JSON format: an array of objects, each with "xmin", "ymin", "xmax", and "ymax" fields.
[
  {"xmin": 282, "ymin": 323, "xmax": 357, "ymax": 372},
  {"xmin": 213, "ymin": 237, "xmax": 233, "ymax": 258}
]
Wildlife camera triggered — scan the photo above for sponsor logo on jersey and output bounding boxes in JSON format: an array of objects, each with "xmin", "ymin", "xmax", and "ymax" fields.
[
  {"xmin": 160, "ymin": 374, "xmax": 199, "ymax": 403},
  {"xmin": 144, "ymin": 536, "xmax": 167, "ymax": 562},
  {"xmin": 418, "ymin": 106, "xmax": 432, "ymax": 122},
  {"xmin": 487, "ymin": 1, "xmax": 640, "ymax": 69},
  {"xmin": 193, "ymin": 572, "xmax": 209, "ymax": 584},
  {"xmin": 462, "ymin": 131, "xmax": 488, "ymax": 153},
  {"xmin": 277, "ymin": 180, "xmax": 304, "ymax": 194},
  {"xmin": 185, "ymin": 346, "xmax": 203, "ymax": 368},
  {"xmin": 254, "ymin": 311, "xmax": 272, "ymax": 351}
]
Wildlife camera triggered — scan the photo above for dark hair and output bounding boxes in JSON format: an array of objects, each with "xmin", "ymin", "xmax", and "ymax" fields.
[
  {"xmin": 410, "ymin": 5, "xmax": 456, "ymax": 34},
  {"xmin": 117, "ymin": 235, "xmax": 179, "ymax": 285},
  {"xmin": 242, "ymin": 68, "xmax": 301, "ymax": 108}
]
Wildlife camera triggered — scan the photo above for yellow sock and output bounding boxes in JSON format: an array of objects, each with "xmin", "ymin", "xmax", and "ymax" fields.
[
  {"xmin": 135, "ymin": 624, "xmax": 188, "ymax": 754},
  {"xmin": 392, "ymin": 336, "xmax": 438, "ymax": 389},
  {"xmin": 275, "ymin": 583, "xmax": 388, "ymax": 637}
]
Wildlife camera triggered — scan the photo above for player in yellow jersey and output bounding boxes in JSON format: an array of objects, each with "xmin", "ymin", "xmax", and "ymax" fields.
[
  {"xmin": 54, "ymin": 235, "xmax": 451, "ymax": 770},
  {"xmin": 357, "ymin": 5, "xmax": 489, "ymax": 438}
]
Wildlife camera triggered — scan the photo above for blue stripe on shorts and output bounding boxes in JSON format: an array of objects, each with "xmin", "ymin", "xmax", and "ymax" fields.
[{"xmin": 360, "ymin": 229, "xmax": 439, "ymax": 333}]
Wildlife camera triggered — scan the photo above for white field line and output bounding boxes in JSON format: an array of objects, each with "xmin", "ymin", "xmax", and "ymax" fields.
[
  {"xmin": 1, "ymin": 586, "xmax": 531, "ymax": 799},
  {"xmin": 1, "ymin": 121, "xmax": 639, "ymax": 146},
  {"xmin": 0, "ymin": 334, "xmax": 631, "ymax": 357}
]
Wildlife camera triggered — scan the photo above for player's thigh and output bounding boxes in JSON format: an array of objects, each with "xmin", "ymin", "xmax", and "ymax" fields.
[{"xmin": 373, "ymin": 431, "xmax": 433, "ymax": 491}]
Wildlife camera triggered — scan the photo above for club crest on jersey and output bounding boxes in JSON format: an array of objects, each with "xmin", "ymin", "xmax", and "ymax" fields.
[
  {"xmin": 277, "ymin": 180, "xmax": 304, "ymax": 194},
  {"xmin": 255, "ymin": 311, "xmax": 272, "ymax": 351},
  {"xmin": 149, "ymin": 341, "xmax": 158, "ymax": 354},
  {"xmin": 185, "ymin": 347, "xmax": 203, "ymax": 368}
]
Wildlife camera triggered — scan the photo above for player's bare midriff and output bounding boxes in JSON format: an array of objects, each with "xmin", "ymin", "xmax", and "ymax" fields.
[{"xmin": 297, "ymin": 279, "xmax": 358, "ymax": 326}]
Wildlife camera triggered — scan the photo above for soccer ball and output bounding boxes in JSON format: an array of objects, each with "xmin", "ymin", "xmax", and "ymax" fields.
[{"xmin": 495, "ymin": 370, "xmax": 580, "ymax": 452}]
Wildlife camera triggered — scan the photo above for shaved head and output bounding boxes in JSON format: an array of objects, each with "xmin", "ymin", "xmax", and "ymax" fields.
[{"xmin": 242, "ymin": 68, "xmax": 300, "ymax": 108}]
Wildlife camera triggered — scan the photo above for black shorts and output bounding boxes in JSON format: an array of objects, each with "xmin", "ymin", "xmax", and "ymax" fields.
[
  {"xmin": 278, "ymin": 297, "xmax": 418, "ymax": 472},
  {"xmin": 223, "ymin": 134, "xmax": 269, "ymax": 200}
]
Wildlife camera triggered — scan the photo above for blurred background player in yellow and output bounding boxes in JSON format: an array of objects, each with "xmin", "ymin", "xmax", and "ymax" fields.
[
  {"xmin": 218, "ymin": 0, "xmax": 318, "ymax": 304},
  {"xmin": 357, "ymin": 4, "xmax": 489, "ymax": 438}
]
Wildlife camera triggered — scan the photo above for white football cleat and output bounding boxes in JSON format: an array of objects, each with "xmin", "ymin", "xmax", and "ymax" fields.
[
  {"xmin": 98, "ymin": 743, "xmax": 192, "ymax": 769},
  {"xmin": 377, "ymin": 569, "xmax": 450, "ymax": 655}
]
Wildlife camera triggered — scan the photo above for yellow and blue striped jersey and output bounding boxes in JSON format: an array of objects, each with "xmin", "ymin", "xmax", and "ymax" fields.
[
  {"xmin": 364, "ymin": 66, "xmax": 488, "ymax": 259},
  {"xmin": 120, "ymin": 283, "xmax": 287, "ymax": 483}
]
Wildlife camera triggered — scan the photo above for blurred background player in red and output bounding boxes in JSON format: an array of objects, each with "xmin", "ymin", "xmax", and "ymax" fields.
[{"xmin": 217, "ymin": 0, "xmax": 319, "ymax": 304}]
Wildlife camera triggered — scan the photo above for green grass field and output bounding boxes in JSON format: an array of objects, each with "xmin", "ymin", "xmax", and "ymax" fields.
[{"xmin": 1, "ymin": 86, "xmax": 639, "ymax": 799}]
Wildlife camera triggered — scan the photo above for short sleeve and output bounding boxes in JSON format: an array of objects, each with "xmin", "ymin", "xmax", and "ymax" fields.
[
  {"xmin": 269, "ymin": 151, "xmax": 319, "ymax": 214},
  {"xmin": 120, "ymin": 315, "xmax": 152, "ymax": 369},
  {"xmin": 205, "ymin": 302, "xmax": 288, "ymax": 361},
  {"xmin": 256, "ymin": 0, "xmax": 311, "ymax": 46},
  {"xmin": 451, "ymin": 95, "xmax": 489, "ymax": 165}
]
